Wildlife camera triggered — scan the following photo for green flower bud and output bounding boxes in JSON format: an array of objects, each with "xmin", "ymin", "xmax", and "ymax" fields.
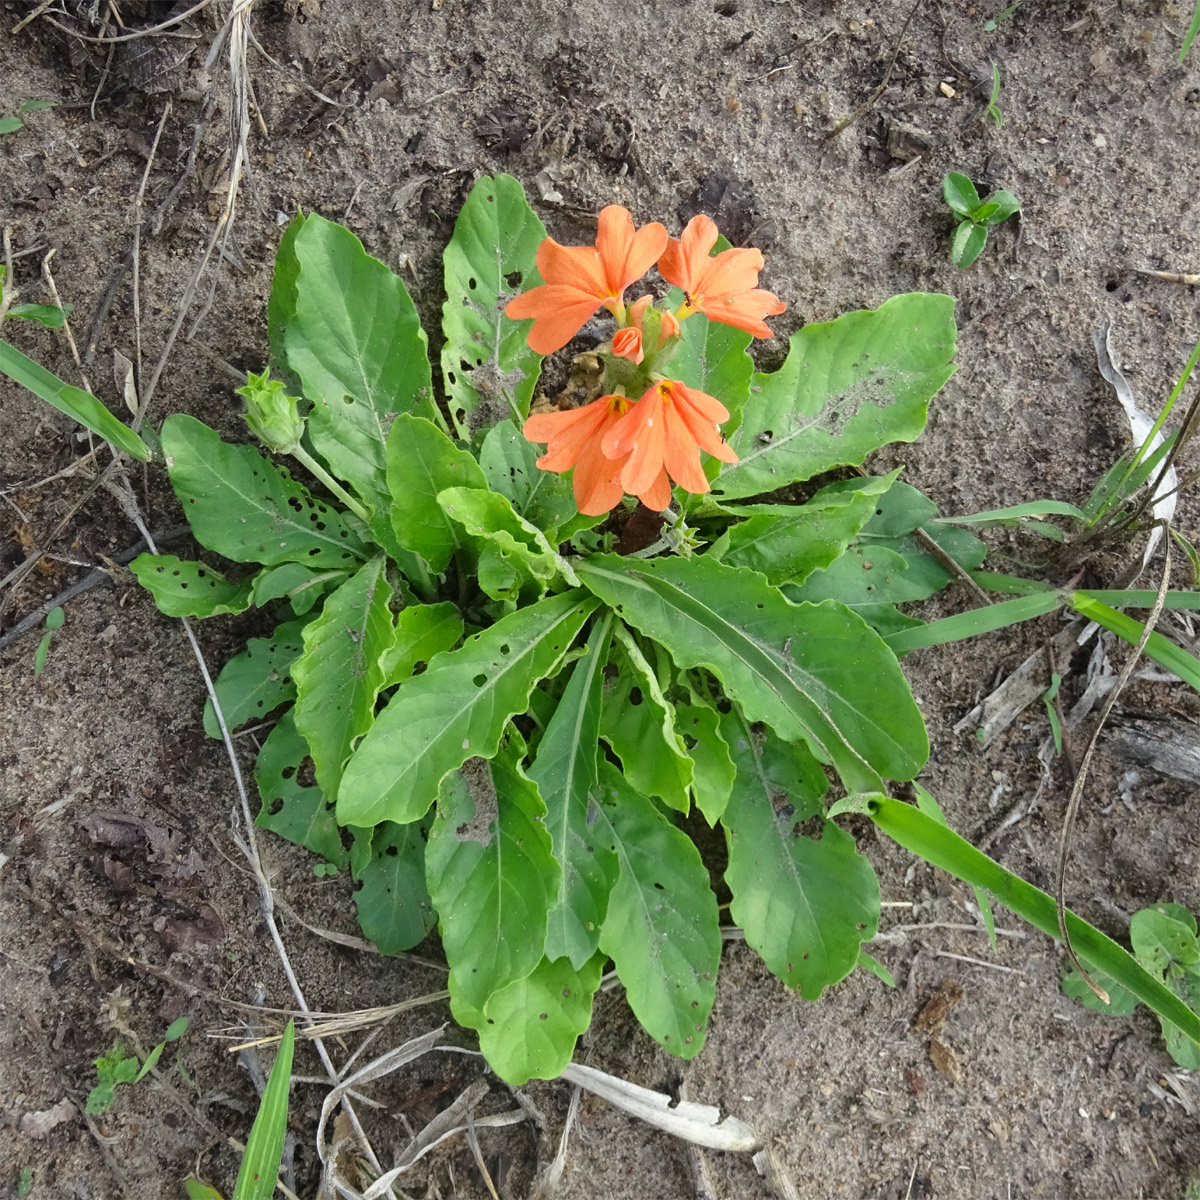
[{"xmin": 238, "ymin": 370, "xmax": 305, "ymax": 454}]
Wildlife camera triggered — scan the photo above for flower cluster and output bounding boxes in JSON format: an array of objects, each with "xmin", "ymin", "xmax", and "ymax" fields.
[{"xmin": 507, "ymin": 206, "xmax": 784, "ymax": 516}]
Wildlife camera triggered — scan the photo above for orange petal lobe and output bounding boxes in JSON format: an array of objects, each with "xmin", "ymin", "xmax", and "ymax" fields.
[
  {"xmin": 636, "ymin": 467, "xmax": 673, "ymax": 512},
  {"xmin": 661, "ymin": 400, "xmax": 709, "ymax": 494},
  {"xmin": 506, "ymin": 285, "xmax": 604, "ymax": 355}
]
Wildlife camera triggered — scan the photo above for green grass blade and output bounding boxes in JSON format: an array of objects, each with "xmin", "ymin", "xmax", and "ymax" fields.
[
  {"xmin": 943, "ymin": 499, "xmax": 1085, "ymax": 525},
  {"xmin": 233, "ymin": 1020, "xmax": 294, "ymax": 1200},
  {"xmin": 1067, "ymin": 593, "xmax": 1200, "ymax": 690},
  {"xmin": 868, "ymin": 797, "xmax": 1200, "ymax": 1048},
  {"xmin": 1075, "ymin": 588, "xmax": 1200, "ymax": 611},
  {"xmin": 884, "ymin": 591, "xmax": 1061, "ymax": 655}
]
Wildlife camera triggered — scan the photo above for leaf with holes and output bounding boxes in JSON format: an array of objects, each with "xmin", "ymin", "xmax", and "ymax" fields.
[
  {"xmin": 528, "ymin": 616, "xmax": 618, "ymax": 968},
  {"xmin": 577, "ymin": 555, "xmax": 927, "ymax": 793},
  {"xmin": 203, "ymin": 618, "xmax": 308, "ymax": 737},
  {"xmin": 292, "ymin": 557, "xmax": 394, "ymax": 798},
  {"xmin": 426, "ymin": 740, "xmax": 560, "ymax": 1021},
  {"xmin": 284, "ymin": 213, "xmax": 438, "ymax": 554},
  {"xmin": 161, "ymin": 414, "xmax": 367, "ymax": 569},
  {"xmin": 479, "ymin": 418, "xmax": 586, "ymax": 538},
  {"xmin": 599, "ymin": 628, "xmax": 693, "ymax": 813},
  {"xmin": 355, "ymin": 819, "xmax": 437, "ymax": 954},
  {"xmin": 720, "ymin": 707, "xmax": 880, "ymax": 997},
  {"xmin": 379, "ymin": 602, "xmax": 464, "ymax": 689},
  {"xmin": 385, "ymin": 414, "xmax": 488, "ymax": 574},
  {"xmin": 130, "ymin": 553, "xmax": 254, "ymax": 618},
  {"xmin": 594, "ymin": 764, "xmax": 721, "ymax": 1058},
  {"xmin": 477, "ymin": 953, "xmax": 605, "ymax": 1085},
  {"xmin": 337, "ymin": 590, "xmax": 596, "ymax": 828},
  {"xmin": 254, "ymin": 708, "xmax": 347, "ymax": 869},
  {"xmin": 675, "ymin": 701, "xmax": 736, "ymax": 825},
  {"xmin": 442, "ymin": 173, "xmax": 546, "ymax": 439},
  {"xmin": 251, "ymin": 562, "xmax": 347, "ymax": 615},
  {"xmin": 714, "ymin": 294, "xmax": 956, "ymax": 500}
]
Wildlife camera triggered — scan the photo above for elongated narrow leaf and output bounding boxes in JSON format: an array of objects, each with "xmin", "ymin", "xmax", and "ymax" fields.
[
  {"xmin": 426, "ymin": 741, "xmax": 560, "ymax": 1019},
  {"xmin": 442, "ymin": 173, "xmax": 546, "ymax": 438},
  {"xmin": 0, "ymin": 338, "xmax": 150, "ymax": 460},
  {"xmin": 385, "ymin": 414, "xmax": 488, "ymax": 573},
  {"xmin": 595, "ymin": 764, "xmax": 721, "ymax": 1058},
  {"xmin": 884, "ymin": 592, "xmax": 1061, "ymax": 656},
  {"xmin": 479, "ymin": 418, "xmax": 581, "ymax": 537},
  {"xmin": 130, "ymin": 553, "xmax": 253, "ymax": 618},
  {"xmin": 868, "ymin": 795, "xmax": 1200, "ymax": 1050},
  {"xmin": 1067, "ymin": 593, "xmax": 1200, "ymax": 691},
  {"xmin": 285, "ymin": 214, "xmax": 438, "ymax": 551},
  {"xmin": 715, "ymin": 294, "xmax": 956, "ymax": 499},
  {"xmin": 944, "ymin": 499, "xmax": 1086, "ymax": 525},
  {"xmin": 478, "ymin": 953, "xmax": 605, "ymax": 1085},
  {"xmin": 161, "ymin": 414, "xmax": 367, "ymax": 569},
  {"xmin": 203, "ymin": 618, "xmax": 308, "ymax": 737},
  {"xmin": 599, "ymin": 628, "xmax": 692, "ymax": 812},
  {"xmin": 528, "ymin": 616, "xmax": 618, "ymax": 968},
  {"xmin": 254, "ymin": 707, "xmax": 347, "ymax": 869},
  {"xmin": 232, "ymin": 1021, "xmax": 293, "ymax": 1200},
  {"xmin": 292, "ymin": 557, "xmax": 394, "ymax": 798},
  {"xmin": 675, "ymin": 701, "xmax": 735, "ymax": 825},
  {"xmin": 577, "ymin": 555, "xmax": 927, "ymax": 793},
  {"xmin": 355, "ymin": 819, "xmax": 436, "ymax": 954},
  {"xmin": 266, "ymin": 211, "xmax": 304, "ymax": 385},
  {"xmin": 338, "ymin": 591, "xmax": 596, "ymax": 828},
  {"xmin": 379, "ymin": 602, "xmax": 464, "ymax": 688},
  {"xmin": 721, "ymin": 709, "xmax": 878, "ymax": 996}
]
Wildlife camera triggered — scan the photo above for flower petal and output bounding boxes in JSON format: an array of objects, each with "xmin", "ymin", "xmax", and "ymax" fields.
[
  {"xmin": 658, "ymin": 214, "xmax": 719, "ymax": 291},
  {"xmin": 572, "ymin": 443, "xmax": 627, "ymax": 515},
  {"xmin": 636, "ymin": 466, "xmax": 672, "ymax": 512},
  {"xmin": 661, "ymin": 399, "xmax": 710, "ymax": 493},
  {"xmin": 597, "ymin": 207, "xmax": 668, "ymax": 296},
  {"xmin": 612, "ymin": 391, "xmax": 667, "ymax": 498},
  {"xmin": 524, "ymin": 399, "xmax": 611, "ymax": 471},
  {"xmin": 673, "ymin": 395, "xmax": 738, "ymax": 463},
  {"xmin": 536, "ymin": 239, "xmax": 608, "ymax": 297},
  {"xmin": 506, "ymin": 285, "xmax": 604, "ymax": 355},
  {"xmin": 612, "ymin": 326, "xmax": 644, "ymax": 365}
]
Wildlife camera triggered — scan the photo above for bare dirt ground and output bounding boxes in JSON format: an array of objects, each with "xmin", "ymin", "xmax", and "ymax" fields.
[{"xmin": 2, "ymin": 1, "xmax": 1200, "ymax": 1197}]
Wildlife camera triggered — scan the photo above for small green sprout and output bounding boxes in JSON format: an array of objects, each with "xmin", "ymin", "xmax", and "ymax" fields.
[
  {"xmin": 18, "ymin": 1167, "xmax": 33, "ymax": 1198},
  {"xmin": 942, "ymin": 172, "xmax": 1021, "ymax": 268},
  {"xmin": 984, "ymin": 61, "xmax": 1003, "ymax": 128},
  {"xmin": 33, "ymin": 606, "xmax": 65, "ymax": 677},
  {"xmin": 1182, "ymin": 0, "xmax": 1200, "ymax": 62},
  {"xmin": 983, "ymin": 1, "xmax": 1020, "ymax": 32},
  {"xmin": 0, "ymin": 99, "xmax": 55, "ymax": 136},
  {"xmin": 86, "ymin": 1017, "xmax": 190, "ymax": 1115}
]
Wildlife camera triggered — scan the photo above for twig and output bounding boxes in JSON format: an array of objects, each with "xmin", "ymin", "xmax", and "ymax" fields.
[
  {"xmin": 39, "ymin": 0, "xmax": 214, "ymax": 43},
  {"xmin": 39, "ymin": 251, "xmax": 90, "ymax": 391},
  {"xmin": 933, "ymin": 950, "xmax": 1020, "ymax": 973}
]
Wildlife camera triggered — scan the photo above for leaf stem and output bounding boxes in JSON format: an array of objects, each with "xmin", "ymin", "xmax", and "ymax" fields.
[{"xmin": 292, "ymin": 444, "xmax": 371, "ymax": 524}]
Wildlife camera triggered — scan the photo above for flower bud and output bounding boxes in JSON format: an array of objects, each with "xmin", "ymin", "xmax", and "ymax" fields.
[{"xmin": 238, "ymin": 370, "xmax": 305, "ymax": 454}]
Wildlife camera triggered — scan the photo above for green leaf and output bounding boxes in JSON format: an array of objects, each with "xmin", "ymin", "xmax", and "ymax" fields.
[
  {"xmin": 477, "ymin": 953, "xmax": 604, "ymax": 1085},
  {"xmin": 599, "ymin": 627, "xmax": 693, "ymax": 812},
  {"xmin": 203, "ymin": 618, "xmax": 308, "ymax": 737},
  {"xmin": 951, "ymin": 221, "xmax": 988, "ymax": 268},
  {"xmin": 379, "ymin": 602, "xmax": 464, "ymax": 688},
  {"xmin": 721, "ymin": 710, "xmax": 878, "ymax": 996},
  {"xmin": 1062, "ymin": 964, "xmax": 1139, "ymax": 1016},
  {"xmin": 479, "ymin": 418, "xmax": 582, "ymax": 537},
  {"xmin": 161, "ymin": 414, "xmax": 367, "ymax": 569},
  {"xmin": 714, "ymin": 294, "xmax": 955, "ymax": 499},
  {"xmin": 0, "ymin": 116, "xmax": 23, "ymax": 134},
  {"xmin": 1067, "ymin": 593, "xmax": 1200, "ymax": 691},
  {"xmin": 943, "ymin": 499, "xmax": 1085, "ymax": 525},
  {"xmin": 675, "ymin": 701, "xmax": 735, "ymax": 825},
  {"xmin": 528, "ymin": 616, "xmax": 619, "ymax": 968},
  {"xmin": 251, "ymin": 562, "xmax": 346, "ymax": 614},
  {"xmin": 33, "ymin": 630, "xmax": 53, "ymax": 676},
  {"xmin": 385, "ymin": 414, "xmax": 488, "ymax": 573},
  {"xmin": 86, "ymin": 1083, "xmax": 116, "ymax": 1115},
  {"xmin": 858, "ymin": 951, "xmax": 895, "ymax": 987},
  {"xmin": 45, "ymin": 605, "xmax": 65, "ymax": 631},
  {"xmin": 426, "ymin": 740, "xmax": 560, "ymax": 1018},
  {"xmin": 1132, "ymin": 906, "xmax": 1200, "ymax": 974},
  {"xmin": 594, "ymin": 764, "xmax": 721, "ymax": 1058},
  {"xmin": 254, "ymin": 708, "xmax": 348, "ymax": 869},
  {"xmin": 183, "ymin": 1179, "xmax": 224, "ymax": 1200},
  {"xmin": 979, "ymin": 190, "xmax": 1020, "ymax": 225},
  {"xmin": 0, "ymin": 338, "xmax": 150, "ymax": 460},
  {"xmin": 18, "ymin": 100, "xmax": 56, "ymax": 113},
  {"xmin": 354, "ymin": 819, "xmax": 437, "ymax": 953},
  {"xmin": 577, "ymin": 555, "xmax": 928, "ymax": 793},
  {"xmin": 442, "ymin": 173, "xmax": 547, "ymax": 438},
  {"xmin": 232, "ymin": 1020, "xmax": 294, "ymax": 1200},
  {"xmin": 338, "ymin": 591, "xmax": 596, "ymax": 827},
  {"xmin": 8, "ymin": 302, "xmax": 70, "ymax": 327},
  {"xmin": 129, "ymin": 553, "xmax": 254, "ymax": 618},
  {"xmin": 267, "ymin": 212, "xmax": 305, "ymax": 387},
  {"xmin": 943, "ymin": 173, "xmax": 982, "ymax": 216},
  {"xmin": 292, "ymin": 557, "xmax": 394, "ymax": 798},
  {"xmin": 1181, "ymin": 0, "xmax": 1200, "ymax": 61}
]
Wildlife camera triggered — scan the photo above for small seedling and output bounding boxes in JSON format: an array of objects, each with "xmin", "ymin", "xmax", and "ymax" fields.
[
  {"xmin": 1182, "ymin": 0, "xmax": 1200, "ymax": 62},
  {"xmin": 17, "ymin": 1167, "xmax": 33, "ymax": 1197},
  {"xmin": 942, "ymin": 171, "xmax": 1020, "ymax": 268},
  {"xmin": 86, "ymin": 1017, "xmax": 189, "ymax": 1114},
  {"xmin": 33, "ymin": 606, "xmax": 64, "ymax": 677},
  {"xmin": 984, "ymin": 61, "xmax": 1003, "ymax": 128},
  {"xmin": 983, "ymin": 1, "xmax": 1021, "ymax": 31},
  {"xmin": 0, "ymin": 99, "xmax": 55, "ymax": 136}
]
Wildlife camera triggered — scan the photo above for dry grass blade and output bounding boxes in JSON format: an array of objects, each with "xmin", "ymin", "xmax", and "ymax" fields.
[
  {"xmin": 228, "ymin": 994, "xmax": 450, "ymax": 1052},
  {"xmin": 529, "ymin": 1084, "xmax": 581, "ymax": 1200}
]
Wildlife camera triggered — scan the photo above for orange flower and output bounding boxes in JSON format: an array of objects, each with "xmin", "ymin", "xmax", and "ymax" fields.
[
  {"xmin": 602, "ymin": 379, "xmax": 737, "ymax": 502},
  {"xmin": 658, "ymin": 214, "xmax": 785, "ymax": 338},
  {"xmin": 612, "ymin": 326, "xmax": 643, "ymax": 365},
  {"xmin": 506, "ymin": 207, "xmax": 669, "ymax": 356},
  {"xmin": 523, "ymin": 395, "xmax": 670, "ymax": 515}
]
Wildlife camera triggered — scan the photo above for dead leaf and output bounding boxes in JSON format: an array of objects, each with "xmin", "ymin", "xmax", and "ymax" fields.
[
  {"xmin": 112, "ymin": 349, "xmax": 138, "ymax": 417},
  {"xmin": 20, "ymin": 1097, "xmax": 77, "ymax": 1139},
  {"xmin": 161, "ymin": 904, "xmax": 225, "ymax": 953},
  {"xmin": 914, "ymin": 979, "xmax": 963, "ymax": 1036},
  {"xmin": 928, "ymin": 1037, "xmax": 963, "ymax": 1083}
]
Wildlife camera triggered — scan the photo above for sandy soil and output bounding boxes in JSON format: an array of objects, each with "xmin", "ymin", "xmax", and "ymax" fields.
[{"xmin": 2, "ymin": 1, "xmax": 1199, "ymax": 1197}]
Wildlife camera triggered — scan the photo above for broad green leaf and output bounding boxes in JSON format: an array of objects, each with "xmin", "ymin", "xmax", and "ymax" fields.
[
  {"xmin": 943, "ymin": 172, "xmax": 981, "ymax": 216},
  {"xmin": 284, "ymin": 214, "xmax": 438, "ymax": 552},
  {"xmin": 479, "ymin": 418, "xmax": 581, "ymax": 537},
  {"xmin": 254, "ymin": 708, "xmax": 348, "ymax": 869},
  {"xmin": 979, "ymin": 190, "xmax": 1020, "ymax": 226},
  {"xmin": 266, "ymin": 212, "xmax": 304, "ymax": 388},
  {"xmin": 675, "ymin": 701, "xmax": 735, "ymax": 825},
  {"xmin": 379, "ymin": 601, "xmax": 464, "ymax": 688},
  {"xmin": 594, "ymin": 764, "xmax": 721, "ymax": 1058},
  {"xmin": 161, "ymin": 414, "xmax": 367, "ymax": 569},
  {"xmin": 714, "ymin": 474, "xmax": 896, "ymax": 585},
  {"xmin": 184, "ymin": 1179, "xmax": 223, "ymax": 1200},
  {"xmin": 722, "ymin": 709, "xmax": 879, "ymax": 996},
  {"xmin": 203, "ymin": 618, "xmax": 308, "ymax": 737},
  {"xmin": 0, "ymin": 338, "xmax": 150, "ymax": 460},
  {"xmin": 528, "ymin": 616, "xmax": 619, "ymax": 968},
  {"xmin": 952, "ymin": 221, "xmax": 988, "ymax": 268},
  {"xmin": 385, "ymin": 414, "xmax": 488, "ymax": 573},
  {"xmin": 577, "ymin": 556, "xmax": 928, "ymax": 792},
  {"xmin": 1063, "ymin": 964, "xmax": 1139, "ymax": 1016},
  {"xmin": 599, "ymin": 627, "xmax": 692, "ymax": 812},
  {"xmin": 1132, "ymin": 906, "xmax": 1200, "ymax": 974},
  {"xmin": 292, "ymin": 557, "xmax": 393, "ymax": 798},
  {"xmin": 477, "ymin": 953, "xmax": 604, "ymax": 1085},
  {"xmin": 251, "ymin": 562, "xmax": 346, "ymax": 614},
  {"xmin": 8, "ymin": 302, "xmax": 70, "ymax": 327},
  {"xmin": 338, "ymin": 591, "xmax": 596, "ymax": 827},
  {"xmin": 670, "ymin": 308, "xmax": 755, "ymax": 440},
  {"xmin": 442, "ymin": 173, "xmax": 546, "ymax": 438},
  {"xmin": 130, "ymin": 553, "xmax": 253, "ymax": 618},
  {"xmin": 355, "ymin": 819, "xmax": 436, "ymax": 954},
  {"xmin": 426, "ymin": 741, "xmax": 560, "ymax": 1017},
  {"xmin": 715, "ymin": 294, "xmax": 955, "ymax": 500},
  {"xmin": 0, "ymin": 116, "xmax": 22, "ymax": 134},
  {"xmin": 232, "ymin": 1020, "xmax": 293, "ymax": 1200}
]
